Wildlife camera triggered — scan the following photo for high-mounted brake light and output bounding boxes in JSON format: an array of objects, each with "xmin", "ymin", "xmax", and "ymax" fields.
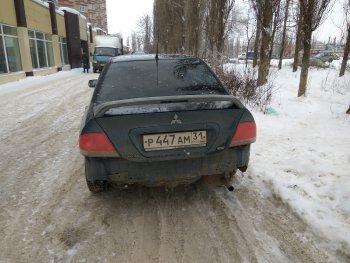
[
  {"xmin": 230, "ymin": 122, "xmax": 256, "ymax": 147},
  {"xmin": 79, "ymin": 132, "xmax": 119, "ymax": 157}
]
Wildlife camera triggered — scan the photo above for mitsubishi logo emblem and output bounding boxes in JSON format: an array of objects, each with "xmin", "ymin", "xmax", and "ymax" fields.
[{"xmin": 171, "ymin": 114, "xmax": 182, "ymax": 124}]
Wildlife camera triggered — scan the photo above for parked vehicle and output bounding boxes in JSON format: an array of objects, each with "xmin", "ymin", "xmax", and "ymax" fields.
[
  {"xmin": 298, "ymin": 57, "xmax": 329, "ymax": 68},
  {"xmin": 79, "ymin": 54, "xmax": 256, "ymax": 193},
  {"xmin": 93, "ymin": 35, "xmax": 123, "ymax": 73},
  {"xmin": 314, "ymin": 53, "xmax": 340, "ymax": 63},
  {"xmin": 238, "ymin": 51, "xmax": 254, "ymax": 60}
]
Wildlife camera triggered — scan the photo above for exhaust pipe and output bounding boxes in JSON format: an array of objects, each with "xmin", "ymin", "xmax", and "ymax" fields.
[
  {"xmin": 227, "ymin": 185, "xmax": 234, "ymax": 191},
  {"xmin": 223, "ymin": 172, "xmax": 235, "ymax": 191}
]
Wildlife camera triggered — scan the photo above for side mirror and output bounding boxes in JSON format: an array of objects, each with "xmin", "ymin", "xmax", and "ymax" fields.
[{"xmin": 88, "ymin": 79, "xmax": 97, "ymax": 88}]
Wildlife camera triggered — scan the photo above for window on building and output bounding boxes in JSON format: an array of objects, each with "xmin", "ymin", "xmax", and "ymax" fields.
[
  {"xmin": 28, "ymin": 30, "xmax": 54, "ymax": 69},
  {"xmin": 79, "ymin": 6, "xmax": 85, "ymax": 12},
  {"xmin": 0, "ymin": 24, "xmax": 22, "ymax": 74},
  {"xmin": 59, "ymin": 37, "xmax": 69, "ymax": 65}
]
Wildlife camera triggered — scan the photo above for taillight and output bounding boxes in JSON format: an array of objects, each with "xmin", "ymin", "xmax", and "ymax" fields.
[
  {"xmin": 230, "ymin": 122, "xmax": 256, "ymax": 147},
  {"xmin": 79, "ymin": 132, "xmax": 119, "ymax": 157}
]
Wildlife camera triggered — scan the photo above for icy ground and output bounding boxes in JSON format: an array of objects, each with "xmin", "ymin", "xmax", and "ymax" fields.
[
  {"xmin": 0, "ymin": 65, "xmax": 349, "ymax": 262},
  {"xmin": 226, "ymin": 61, "xmax": 350, "ymax": 258}
]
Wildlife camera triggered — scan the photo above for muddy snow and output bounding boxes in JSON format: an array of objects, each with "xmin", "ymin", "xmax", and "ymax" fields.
[{"xmin": 0, "ymin": 68, "xmax": 349, "ymax": 262}]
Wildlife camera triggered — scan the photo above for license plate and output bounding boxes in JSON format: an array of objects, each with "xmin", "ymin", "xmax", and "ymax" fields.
[{"xmin": 143, "ymin": 131, "xmax": 207, "ymax": 151}]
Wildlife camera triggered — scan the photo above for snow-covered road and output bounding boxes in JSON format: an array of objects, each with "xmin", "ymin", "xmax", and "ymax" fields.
[{"xmin": 0, "ymin": 69, "xmax": 348, "ymax": 262}]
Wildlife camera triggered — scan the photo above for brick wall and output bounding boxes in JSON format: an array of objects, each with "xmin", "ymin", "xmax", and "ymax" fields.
[{"xmin": 57, "ymin": 0, "xmax": 107, "ymax": 32}]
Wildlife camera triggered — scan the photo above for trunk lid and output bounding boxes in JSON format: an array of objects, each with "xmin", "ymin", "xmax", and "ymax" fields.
[{"xmin": 94, "ymin": 95, "xmax": 246, "ymax": 162}]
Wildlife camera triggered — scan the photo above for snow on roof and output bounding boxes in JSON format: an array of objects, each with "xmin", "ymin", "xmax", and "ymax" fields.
[
  {"xmin": 56, "ymin": 9, "xmax": 64, "ymax": 16},
  {"xmin": 32, "ymin": 0, "xmax": 49, "ymax": 8},
  {"xmin": 58, "ymin": 7, "xmax": 86, "ymax": 19},
  {"xmin": 93, "ymin": 27, "xmax": 107, "ymax": 34}
]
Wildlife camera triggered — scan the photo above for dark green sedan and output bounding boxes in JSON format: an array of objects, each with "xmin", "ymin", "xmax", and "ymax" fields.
[{"xmin": 79, "ymin": 55, "xmax": 256, "ymax": 193}]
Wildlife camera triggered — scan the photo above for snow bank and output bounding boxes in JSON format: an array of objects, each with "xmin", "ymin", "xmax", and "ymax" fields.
[
  {"xmin": 0, "ymin": 69, "xmax": 83, "ymax": 96},
  {"xmin": 243, "ymin": 66, "xmax": 350, "ymax": 252}
]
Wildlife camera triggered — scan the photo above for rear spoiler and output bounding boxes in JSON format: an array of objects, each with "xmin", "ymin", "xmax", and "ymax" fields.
[{"xmin": 93, "ymin": 95, "xmax": 245, "ymax": 117}]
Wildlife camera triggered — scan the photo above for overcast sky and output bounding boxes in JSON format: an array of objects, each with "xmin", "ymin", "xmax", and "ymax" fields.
[
  {"xmin": 106, "ymin": 0, "xmax": 345, "ymax": 43},
  {"xmin": 106, "ymin": 0, "xmax": 154, "ymax": 39},
  {"xmin": 315, "ymin": 1, "xmax": 344, "ymax": 43}
]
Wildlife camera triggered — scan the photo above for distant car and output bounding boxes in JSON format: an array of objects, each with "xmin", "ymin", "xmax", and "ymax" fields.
[
  {"xmin": 132, "ymin": 51, "xmax": 146, "ymax": 55},
  {"xmin": 314, "ymin": 53, "xmax": 340, "ymax": 63},
  {"xmin": 238, "ymin": 51, "xmax": 254, "ymax": 60},
  {"xmin": 79, "ymin": 54, "xmax": 256, "ymax": 193},
  {"xmin": 298, "ymin": 57, "xmax": 329, "ymax": 68}
]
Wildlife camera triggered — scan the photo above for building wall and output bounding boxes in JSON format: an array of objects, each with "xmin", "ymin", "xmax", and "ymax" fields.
[
  {"xmin": 24, "ymin": 0, "xmax": 52, "ymax": 33},
  {"xmin": 0, "ymin": 0, "xmax": 17, "ymax": 26},
  {"xmin": 57, "ymin": 13, "xmax": 66, "ymax": 37},
  {"xmin": 0, "ymin": 0, "xmax": 96, "ymax": 84},
  {"xmin": 79, "ymin": 16, "xmax": 87, "ymax": 41}
]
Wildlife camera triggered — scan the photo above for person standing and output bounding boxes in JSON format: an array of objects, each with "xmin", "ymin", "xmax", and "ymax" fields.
[{"xmin": 82, "ymin": 52, "xmax": 90, "ymax": 73}]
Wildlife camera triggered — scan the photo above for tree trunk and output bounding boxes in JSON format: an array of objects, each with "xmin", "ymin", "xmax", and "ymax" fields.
[
  {"xmin": 269, "ymin": 3, "xmax": 280, "ymax": 62},
  {"xmin": 269, "ymin": 22, "xmax": 277, "ymax": 61},
  {"xmin": 253, "ymin": 19, "xmax": 261, "ymax": 67},
  {"xmin": 293, "ymin": 5, "xmax": 303, "ymax": 72},
  {"xmin": 207, "ymin": 0, "xmax": 226, "ymax": 65},
  {"xmin": 257, "ymin": 1, "xmax": 273, "ymax": 87},
  {"xmin": 298, "ymin": 22, "xmax": 312, "ymax": 96},
  {"xmin": 245, "ymin": 44, "xmax": 249, "ymax": 67},
  {"xmin": 340, "ymin": 22, "xmax": 350, "ymax": 77},
  {"xmin": 278, "ymin": 0, "xmax": 290, "ymax": 70}
]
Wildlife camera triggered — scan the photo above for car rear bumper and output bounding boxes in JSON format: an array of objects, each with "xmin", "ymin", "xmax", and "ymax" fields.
[{"xmin": 85, "ymin": 145, "xmax": 250, "ymax": 187}]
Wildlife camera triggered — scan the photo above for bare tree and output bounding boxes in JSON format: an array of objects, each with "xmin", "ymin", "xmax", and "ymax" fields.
[
  {"xmin": 269, "ymin": 3, "xmax": 283, "ymax": 61},
  {"xmin": 131, "ymin": 32, "xmax": 137, "ymax": 52},
  {"xmin": 297, "ymin": 0, "xmax": 333, "ymax": 97},
  {"xmin": 253, "ymin": 17, "xmax": 261, "ymax": 67},
  {"xmin": 184, "ymin": 0, "xmax": 203, "ymax": 56},
  {"xmin": 137, "ymin": 14, "xmax": 153, "ymax": 52},
  {"xmin": 126, "ymin": 36, "xmax": 130, "ymax": 48},
  {"xmin": 223, "ymin": 0, "xmax": 237, "ymax": 39},
  {"xmin": 292, "ymin": 1, "xmax": 304, "ymax": 72},
  {"xmin": 153, "ymin": 0, "xmax": 167, "ymax": 52},
  {"xmin": 235, "ymin": 36, "xmax": 241, "ymax": 57},
  {"xmin": 244, "ymin": 13, "xmax": 255, "ymax": 67},
  {"xmin": 207, "ymin": 0, "xmax": 227, "ymax": 62},
  {"xmin": 251, "ymin": 0, "xmax": 280, "ymax": 86},
  {"xmin": 153, "ymin": 0, "xmax": 184, "ymax": 53},
  {"xmin": 340, "ymin": 0, "xmax": 350, "ymax": 77},
  {"xmin": 278, "ymin": 0, "xmax": 291, "ymax": 69}
]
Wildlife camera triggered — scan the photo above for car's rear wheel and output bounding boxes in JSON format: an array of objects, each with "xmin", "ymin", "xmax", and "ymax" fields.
[{"xmin": 85, "ymin": 158, "xmax": 108, "ymax": 193}]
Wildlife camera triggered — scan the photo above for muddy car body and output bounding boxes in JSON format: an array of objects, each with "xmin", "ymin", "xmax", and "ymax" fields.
[{"xmin": 79, "ymin": 54, "xmax": 256, "ymax": 192}]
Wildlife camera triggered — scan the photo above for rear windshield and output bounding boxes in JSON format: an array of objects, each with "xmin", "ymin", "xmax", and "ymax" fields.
[{"xmin": 95, "ymin": 59, "xmax": 227, "ymax": 102}]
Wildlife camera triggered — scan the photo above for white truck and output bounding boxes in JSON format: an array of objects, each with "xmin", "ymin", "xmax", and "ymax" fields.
[{"xmin": 93, "ymin": 35, "xmax": 123, "ymax": 73}]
